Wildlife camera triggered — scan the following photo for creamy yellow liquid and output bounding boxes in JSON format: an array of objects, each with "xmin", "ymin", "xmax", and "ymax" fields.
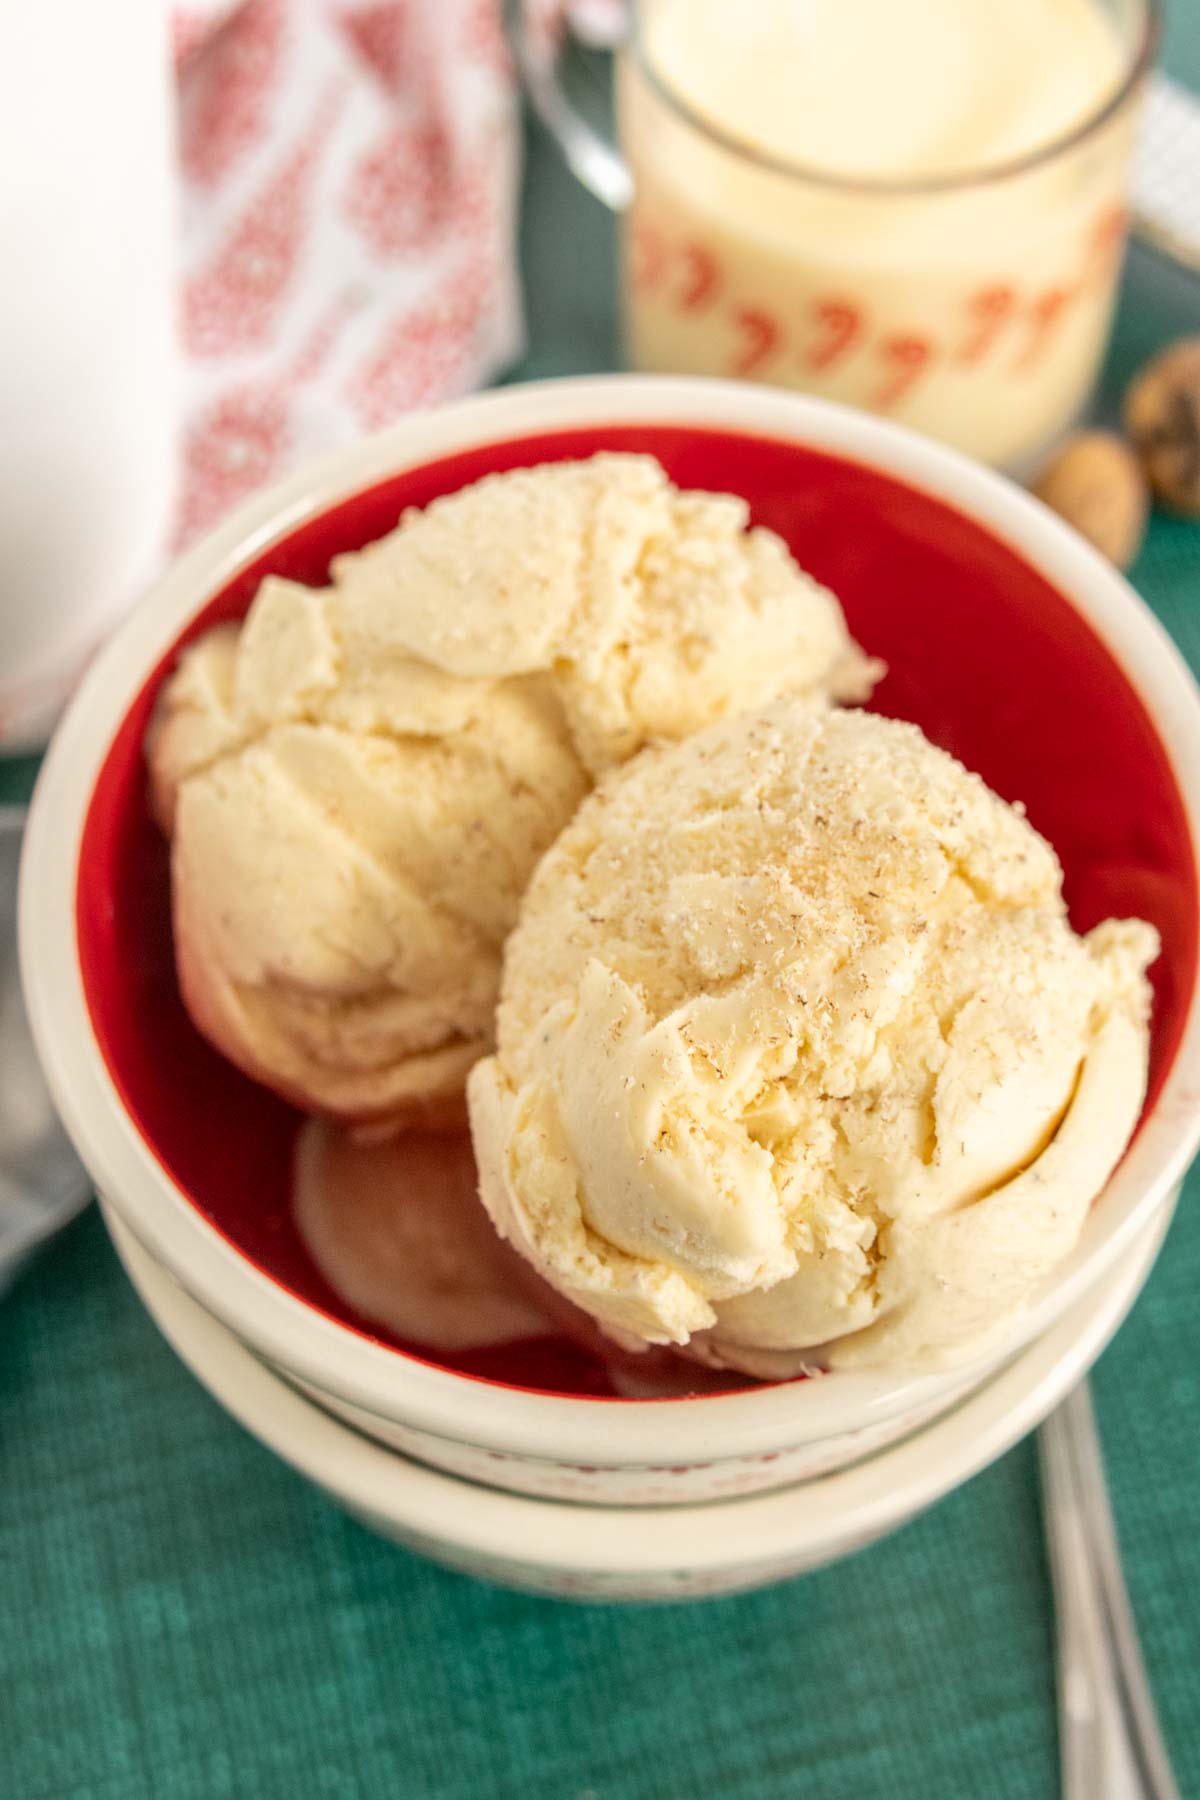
[{"xmin": 620, "ymin": 0, "xmax": 1139, "ymax": 468}]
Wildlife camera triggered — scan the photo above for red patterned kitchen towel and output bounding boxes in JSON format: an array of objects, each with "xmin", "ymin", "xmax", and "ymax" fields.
[{"xmin": 172, "ymin": 0, "xmax": 524, "ymax": 546}]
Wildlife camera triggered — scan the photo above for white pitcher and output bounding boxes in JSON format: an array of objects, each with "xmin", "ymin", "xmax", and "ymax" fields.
[{"xmin": 0, "ymin": 0, "xmax": 178, "ymax": 749}]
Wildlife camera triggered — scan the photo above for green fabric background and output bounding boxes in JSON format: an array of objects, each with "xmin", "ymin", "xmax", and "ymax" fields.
[{"xmin": 3, "ymin": 15, "xmax": 1200, "ymax": 1798}]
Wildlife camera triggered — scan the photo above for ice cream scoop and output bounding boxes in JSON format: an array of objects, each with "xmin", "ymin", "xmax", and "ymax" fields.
[
  {"xmin": 293, "ymin": 1118, "xmax": 742, "ymax": 1395},
  {"xmin": 293, "ymin": 1120, "xmax": 554, "ymax": 1352},
  {"xmin": 148, "ymin": 455, "xmax": 875, "ymax": 1129},
  {"xmin": 468, "ymin": 700, "xmax": 1158, "ymax": 1372}
]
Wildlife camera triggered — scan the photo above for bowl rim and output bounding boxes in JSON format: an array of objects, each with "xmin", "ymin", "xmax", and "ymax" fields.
[
  {"xmin": 104, "ymin": 1194, "xmax": 1175, "ymax": 1578},
  {"xmin": 19, "ymin": 373, "xmax": 1200, "ymax": 1466}
]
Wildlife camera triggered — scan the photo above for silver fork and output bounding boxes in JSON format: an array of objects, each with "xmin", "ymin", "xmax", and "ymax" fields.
[{"xmin": 1040, "ymin": 1380, "xmax": 1181, "ymax": 1800}]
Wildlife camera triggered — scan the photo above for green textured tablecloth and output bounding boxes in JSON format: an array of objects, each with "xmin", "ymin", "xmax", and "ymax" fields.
[{"xmin": 4, "ymin": 20, "xmax": 1200, "ymax": 1799}]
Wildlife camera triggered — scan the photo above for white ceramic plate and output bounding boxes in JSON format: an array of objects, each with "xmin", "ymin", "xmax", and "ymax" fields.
[{"xmin": 104, "ymin": 1194, "xmax": 1176, "ymax": 1601}]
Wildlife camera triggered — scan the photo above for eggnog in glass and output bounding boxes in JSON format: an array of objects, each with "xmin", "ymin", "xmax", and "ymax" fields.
[{"xmin": 616, "ymin": 0, "xmax": 1157, "ymax": 469}]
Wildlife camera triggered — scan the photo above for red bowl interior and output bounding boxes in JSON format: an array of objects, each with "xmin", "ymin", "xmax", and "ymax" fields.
[{"xmin": 77, "ymin": 424, "xmax": 1198, "ymax": 1399}]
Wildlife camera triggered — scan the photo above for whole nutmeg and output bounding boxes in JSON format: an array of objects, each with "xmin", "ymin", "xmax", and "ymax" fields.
[
  {"xmin": 1032, "ymin": 430, "xmax": 1148, "ymax": 569},
  {"xmin": 1124, "ymin": 337, "xmax": 1200, "ymax": 516}
]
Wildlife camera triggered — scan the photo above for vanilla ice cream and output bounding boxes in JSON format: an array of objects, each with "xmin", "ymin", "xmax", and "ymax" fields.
[
  {"xmin": 149, "ymin": 455, "xmax": 875, "ymax": 1129},
  {"xmin": 468, "ymin": 700, "xmax": 1158, "ymax": 1371},
  {"xmin": 293, "ymin": 1120, "xmax": 554, "ymax": 1351}
]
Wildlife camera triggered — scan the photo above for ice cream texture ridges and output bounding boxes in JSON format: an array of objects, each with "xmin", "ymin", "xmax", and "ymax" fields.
[
  {"xmin": 468, "ymin": 701, "xmax": 1158, "ymax": 1371},
  {"xmin": 148, "ymin": 455, "xmax": 874, "ymax": 1128}
]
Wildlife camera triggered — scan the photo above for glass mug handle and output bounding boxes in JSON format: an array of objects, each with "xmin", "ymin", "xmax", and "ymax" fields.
[{"xmin": 503, "ymin": 0, "xmax": 634, "ymax": 211}]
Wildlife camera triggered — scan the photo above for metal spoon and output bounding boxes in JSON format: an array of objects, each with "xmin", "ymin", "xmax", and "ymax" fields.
[
  {"xmin": 0, "ymin": 804, "xmax": 89, "ymax": 1296},
  {"xmin": 1040, "ymin": 1379, "xmax": 1181, "ymax": 1800}
]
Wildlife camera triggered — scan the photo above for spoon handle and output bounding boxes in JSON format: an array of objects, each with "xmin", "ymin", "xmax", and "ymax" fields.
[{"xmin": 1039, "ymin": 1380, "xmax": 1180, "ymax": 1800}]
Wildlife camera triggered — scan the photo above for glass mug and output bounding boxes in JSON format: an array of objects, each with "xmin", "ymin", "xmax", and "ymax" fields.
[{"xmin": 509, "ymin": 0, "xmax": 1160, "ymax": 471}]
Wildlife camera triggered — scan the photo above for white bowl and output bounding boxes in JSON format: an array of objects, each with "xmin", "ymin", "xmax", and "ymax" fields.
[
  {"xmin": 21, "ymin": 376, "xmax": 1200, "ymax": 1504},
  {"xmin": 104, "ymin": 1194, "xmax": 1176, "ymax": 1600}
]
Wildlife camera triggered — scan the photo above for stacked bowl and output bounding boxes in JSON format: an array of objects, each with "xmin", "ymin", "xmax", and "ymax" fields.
[{"xmin": 20, "ymin": 379, "xmax": 1200, "ymax": 1598}]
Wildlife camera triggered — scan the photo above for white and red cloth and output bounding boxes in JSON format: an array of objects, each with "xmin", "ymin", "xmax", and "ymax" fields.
[
  {"xmin": 82, "ymin": 9, "xmax": 1200, "ymax": 557},
  {"xmin": 171, "ymin": 0, "xmax": 524, "ymax": 546}
]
